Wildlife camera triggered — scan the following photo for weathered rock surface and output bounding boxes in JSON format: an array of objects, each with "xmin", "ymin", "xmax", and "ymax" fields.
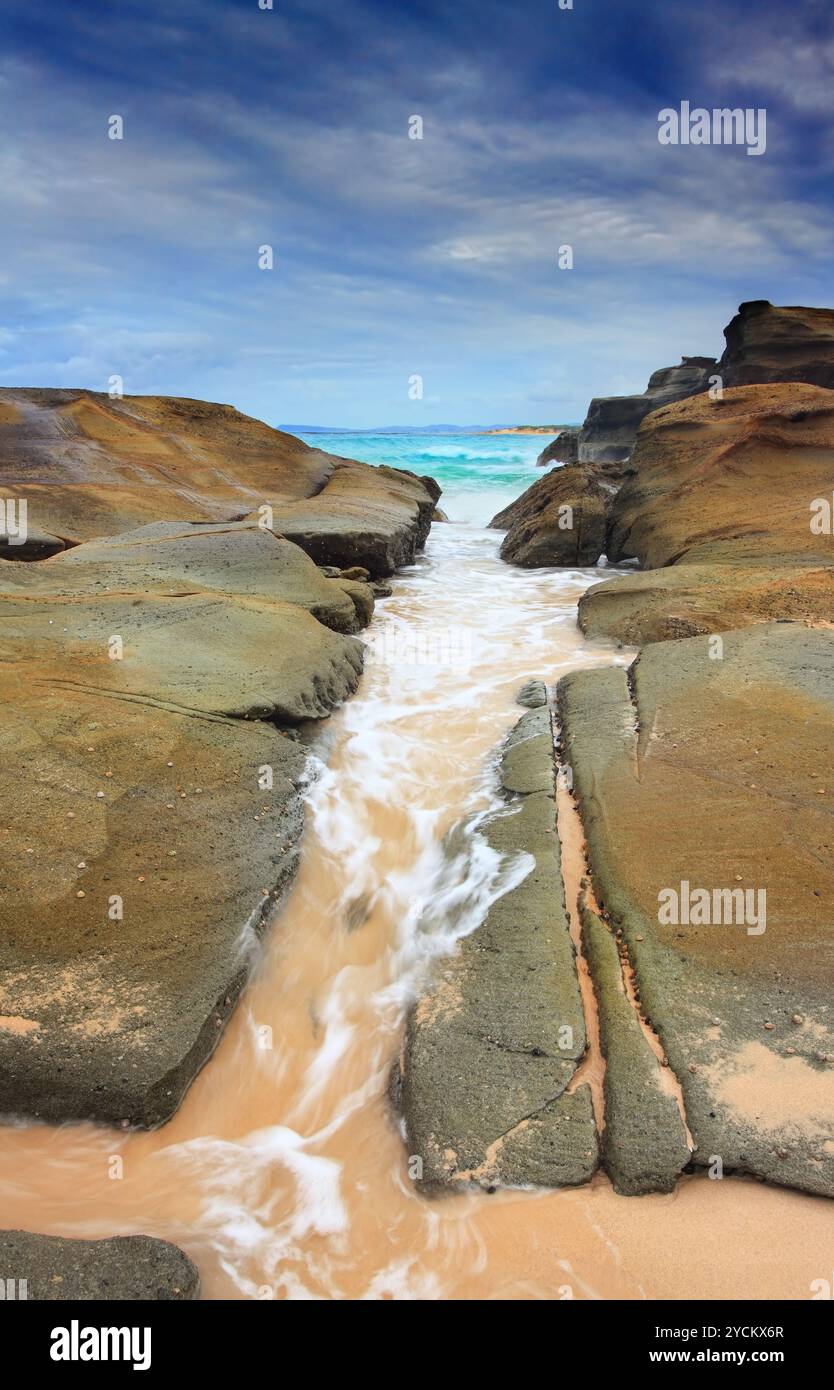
[
  {"xmin": 0, "ymin": 385, "xmax": 436, "ymax": 1128},
  {"xmin": 580, "ymin": 562, "xmax": 834, "ymax": 646},
  {"xmin": 536, "ymin": 427, "xmax": 580, "ymax": 467},
  {"xmin": 0, "ymin": 675, "xmax": 308, "ymax": 1126},
  {"xmin": 489, "ymin": 463, "xmax": 610, "ymax": 566},
  {"xmin": 0, "ymin": 513, "xmax": 376, "ymax": 1126},
  {"xmin": 582, "ymin": 382, "xmax": 834, "ymax": 643},
  {"xmin": 515, "ymin": 678, "xmax": 548, "ymax": 708},
  {"xmin": 0, "ymin": 1231, "xmax": 199, "ymax": 1300},
  {"xmin": 558, "ymin": 625, "xmax": 834, "ymax": 1198},
  {"xmin": 0, "ymin": 389, "xmax": 437, "ymax": 576},
  {"xmin": 0, "ymin": 520, "xmax": 371, "ymax": 634},
  {"xmin": 495, "ymin": 360, "xmax": 716, "ymax": 569},
  {"xmin": 719, "ymin": 300, "xmax": 834, "ymax": 391},
  {"xmin": 581, "ymin": 902, "xmax": 690, "ymax": 1195},
  {"xmin": 577, "ymin": 357, "xmax": 716, "ymax": 467},
  {"xmin": 399, "ymin": 709, "xmax": 598, "ymax": 1192}
]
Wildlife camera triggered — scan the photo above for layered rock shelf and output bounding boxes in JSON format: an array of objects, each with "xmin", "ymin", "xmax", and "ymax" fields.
[{"xmin": 0, "ymin": 397, "xmax": 438, "ymax": 1133}]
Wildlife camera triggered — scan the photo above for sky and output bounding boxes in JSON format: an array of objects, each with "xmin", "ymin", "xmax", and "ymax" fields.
[{"xmin": 2, "ymin": 0, "xmax": 834, "ymax": 427}]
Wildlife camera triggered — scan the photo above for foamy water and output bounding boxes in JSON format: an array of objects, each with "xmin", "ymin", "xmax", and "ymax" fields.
[{"xmin": 1, "ymin": 524, "xmax": 833, "ymax": 1300}]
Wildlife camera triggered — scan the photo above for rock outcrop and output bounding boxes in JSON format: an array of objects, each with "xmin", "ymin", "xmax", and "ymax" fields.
[
  {"xmin": 0, "ymin": 518, "xmax": 367, "ymax": 1126},
  {"xmin": 558, "ymin": 625, "xmax": 834, "ymax": 1199},
  {"xmin": 0, "ymin": 389, "xmax": 437, "ymax": 575},
  {"xmin": 0, "ymin": 395, "xmax": 438, "ymax": 1129},
  {"xmin": 0, "ymin": 1231, "xmax": 199, "ymax": 1300},
  {"xmin": 576, "ymin": 357, "xmax": 717, "ymax": 467},
  {"xmin": 489, "ymin": 463, "xmax": 610, "ymax": 567},
  {"xmin": 580, "ymin": 382, "xmax": 834, "ymax": 644},
  {"xmin": 494, "ymin": 358, "xmax": 716, "ymax": 569},
  {"xmin": 719, "ymin": 300, "xmax": 834, "ymax": 391},
  {"xmin": 536, "ymin": 426, "xmax": 579, "ymax": 467},
  {"xmin": 398, "ymin": 709, "xmax": 597, "ymax": 1191}
]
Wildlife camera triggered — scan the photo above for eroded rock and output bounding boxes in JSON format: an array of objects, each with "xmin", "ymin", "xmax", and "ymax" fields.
[
  {"xmin": 582, "ymin": 382, "xmax": 834, "ymax": 643},
  {"xmin": 0, "ymin": 1231, "xmax": 199, "ymax": 1300},
  {"xmin": 399, "ymin": 708, "xmax": 597, "ymax": 1191},
  {"xmin": 558, "ymin": 626, "xmax": 834, "ymax": 1198},
  {"xmin": 490, "ymin": 463, "xmax": 609, "ymax": 567},
  {"xmin": 0, "ymin": 389, "xmax": 438, "ymax": 576},
  {"xmin": 719, "ymin": 300, "xmax": 834, "ymax": 390}
]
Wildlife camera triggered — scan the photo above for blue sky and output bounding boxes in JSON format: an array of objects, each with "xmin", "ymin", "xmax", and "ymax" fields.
[{"xmin": 2, "ymin": 0, "xmax": 833, "ymax": 426}]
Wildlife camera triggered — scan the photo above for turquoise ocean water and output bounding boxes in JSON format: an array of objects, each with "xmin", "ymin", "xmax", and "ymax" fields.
[{"xmin": 296, "ymin": 432, "xmax": 555, "ymax": 528}]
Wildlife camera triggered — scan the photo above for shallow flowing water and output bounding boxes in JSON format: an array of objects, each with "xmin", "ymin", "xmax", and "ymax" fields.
[{"xmin": 2, "ymin": 523, "xmax": 833, "ymax": 1300}]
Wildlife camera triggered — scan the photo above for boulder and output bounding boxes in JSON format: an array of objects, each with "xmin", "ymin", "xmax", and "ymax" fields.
[
  {"xmin": 0, "ymin": 389, "xmax": 438, "ymax": 577},
  {"xmin": 515, "ymin": 678, "xmax": 548, "ymax": 708},
  {"xmin": 489, "ymin": 462, "xmax": 609, "ymax": 567},
  {"xmin": 582, "ymin": 382, "xmax": 834, "ymax": 643},
  {"xmin": 0, "ymin": 1231, "xmax": 199, "ymax": 1300},
  {"xmin": 536, "ymin": 426, "xmax": 580, "ymax": 467},
  {"xmin": 558, "ymin": 625, "xmax": 834, "ymax": 1199},
  {"xmin": 719, "ymin": 300, "xmax": 834, "ymax": 391},
  {"xmin": 398, "ymin": 709, "xmax": 598, "ymax": 1192}
]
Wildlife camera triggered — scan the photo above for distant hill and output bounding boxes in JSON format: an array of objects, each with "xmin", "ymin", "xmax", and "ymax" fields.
[{"xmin": 282, "ymin": 423, "xmax": 503, "ymax": 435}]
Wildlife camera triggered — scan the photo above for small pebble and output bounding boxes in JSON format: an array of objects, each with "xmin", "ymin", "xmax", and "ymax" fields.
[
  {"xmin": 792, "ymin": 1014, "xmax": 804, "ymax": 1025},
  {"xmin": 96, "ymin": 791, "xmax": 105, "ymax": 800},
  {"xmin": 763, "ymin": 1022, "xmax": 774, "ymax": 1031},
  {"xmin": 76, "ymin": 890, "xmax": 85, "ymax": 899},
  {"xmin": 688, "ymin": 1063, "xmax": 698, "ymax": 1073},
  {"xmin": 137, "ymin": 875, "xmax": 145, "ymax": 883}
]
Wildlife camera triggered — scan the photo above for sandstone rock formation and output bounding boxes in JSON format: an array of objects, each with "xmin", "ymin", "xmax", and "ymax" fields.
[
  {"xmin": 0, "ymin": 1231, "xmax": 199, "ymax": 1300},
  {"xmin": 558, "ymin": 625, "xmax": 834, "ymax": 1199},
  {"xmin": 580, "ymin": 382, "xmax": 834, "ymax": 644},
  {"xmin": 0, "ymin": 395, "xmax": 437, "ymax": 1128},
  {"xmin": 494, "ymin": 359, "xmax": 716, "ymax": 569},
  {"xmin": 0, "ymin": 389, "xmax": 436, "ymax": 574},
  {"xmin": 489, "ymin": 462, "xmax": 610, "ymax": 566},
  {"xmin": 581, "ymin": 901, "xmax": 691, "ymax": 1195},
  {"xmin": 398, "ymin": 709, "xmax": 597, "ymax": 1191},
  {"xmin": 719, "ymin": 300, "xmax": 834, "ymax": 391}
]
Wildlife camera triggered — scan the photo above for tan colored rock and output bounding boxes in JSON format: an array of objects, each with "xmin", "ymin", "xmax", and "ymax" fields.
[
  {"xmin": 583, "ymin": 383, "xmax": 834, "ymax": 642},
  {"xmin": 558, "ymin": 624, "xmax": 834, "ymax": 1198},
  {"xmin": 490, "ymin": 463, "xmax": 610, "ymax": 567},
  {"xmin": 0, "ymin": 389, "xmax": 436, "ymax": 575}
]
